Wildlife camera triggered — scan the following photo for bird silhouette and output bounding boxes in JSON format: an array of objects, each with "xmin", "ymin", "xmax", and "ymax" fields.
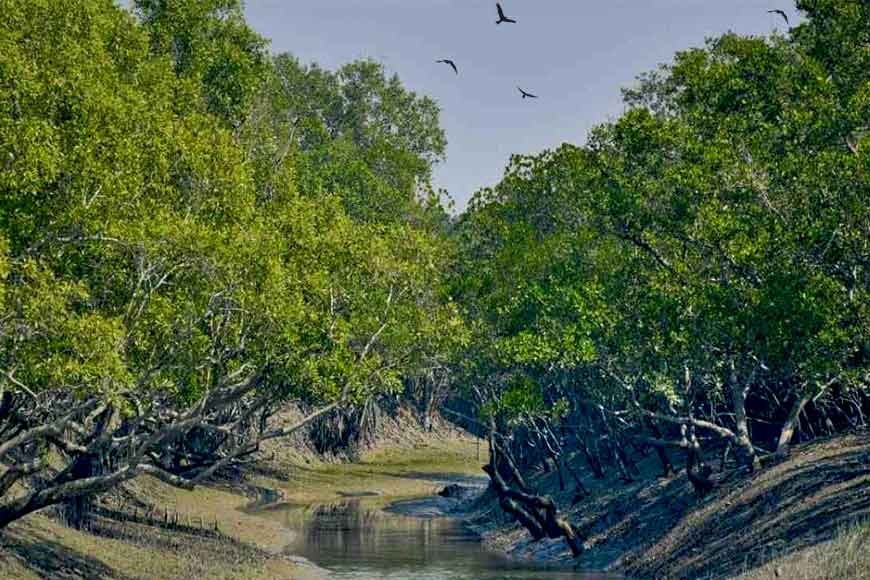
[
  {"xmin": 436, "ymin": 59, "xmax": 458, "ymax": 75},
  {"xmin": 768, "ymin": 9, "xmax": 789, "ymax": 24},
  {"xmin": 518, "ymin": 87, "xmax": 538, "ymax": 99},
  {"xmin": 496, "ymin": 3, "xmax": 517, "ymax": 24}
]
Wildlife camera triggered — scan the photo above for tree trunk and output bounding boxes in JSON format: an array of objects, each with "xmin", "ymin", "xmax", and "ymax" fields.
[
  {"xmin": 422, "ymin": 384, "xmax": 435, "ymax": 433},
  {"xmin": 547, "ymin": 426, "xmax": 589, "ymax": 499},
  {"xmin": 646, "ymin": 421, "xmax": 674, "ymax": 477},
  {"xmin": 62, "ymin": 453, "xmax": 100, "ymax": 528},
  {"xmin": 484, "ymin": 424, "xmax": 584, "ymax": 557},
  {"xmin": 729, "ymin": 360, "xmax": 761, "ymax": 472},
  {"xmin": 775, "ymin": 390, "xmax": 811, "ymax": 458},
  {"xmin": 580, "ymin": 438, "xmax": 605, "ymax": 479},
  {"xmin": 483, "ymin": 464, "xmax": 546, "ymax": 540},
  {"xmin": 482, "ymin": 462, "xmax": 583, "ymax": 556},
  {"xmin": 0, "ymin": 465, "xmax": 138, "ymax": 529},
  {"xmin": 61, "ymin": 405, "xmax": 117, "ymax": 529},
  {"xmin": 686, "ymin": 451, "xmax": 714, "ymax": 495},
  {"xmin": 775, "ymin": 376, "xmax": 839, "ymax": 458},
  {"xmin": 540, "ymin": 498, "xmax": 584, "ymax": 557},
  {"xmin": 554, "ymin": 457, "xmax": 565, "ymax": 491},
  {"xmin": 493, "ymin": 439, "xmax": 531, "ymax": 494},
  {"xmin": 684, "ymin": 426, "xmax": 714, "ymax": 495},
  {"xmin": 719, "ymin": 441, "xmax": 732, "ymax": 473},
  {"xmin": 540, "ymin": 455, "xmax": 552, "ymax": 474}
]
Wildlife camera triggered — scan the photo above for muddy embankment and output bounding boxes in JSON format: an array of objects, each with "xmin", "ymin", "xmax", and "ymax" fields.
[{"xmin": 455, "ymin": 430, "xmax": 870, "ymax": 579}]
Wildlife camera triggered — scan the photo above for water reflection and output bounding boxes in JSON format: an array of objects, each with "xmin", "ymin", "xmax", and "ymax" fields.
[{"xmin": 271, "ymin": 499, "xmax": 615, "ymax": 580}]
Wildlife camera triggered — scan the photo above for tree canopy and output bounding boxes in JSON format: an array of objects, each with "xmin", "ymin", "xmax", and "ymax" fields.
[
  {"xmin": 0, "ymin": 0, "xmax": 459, "ymax": 527},
  {"xmin": 454, "ymin": 0, "xmax": 869, "ymax": 483}
]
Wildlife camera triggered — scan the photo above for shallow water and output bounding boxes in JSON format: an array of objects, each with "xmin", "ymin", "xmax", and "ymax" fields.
[{"xmin": 267, "ymin": 498, "xmax": 615, "ymax": 580}]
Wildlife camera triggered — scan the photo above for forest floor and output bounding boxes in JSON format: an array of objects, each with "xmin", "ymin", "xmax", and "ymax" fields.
[
  {"xmin": 464, "ymin": 428, "xmax": 870, "ymax": 579},
  {"xmin": 0, "ymin": 407, "xmax": 485, "ymax": 580}
]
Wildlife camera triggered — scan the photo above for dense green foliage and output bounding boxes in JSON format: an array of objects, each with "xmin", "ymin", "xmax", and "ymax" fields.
[
  {"xmin": 0, "ymin": 0, "xmax": 458, "ymax": 406},
  {"xmin": 454, "ymin": 0, "xmax": 869, "ymax": 466},
  {"xmin": 248, "ymin": 54, "xmax": 448, "ymax": 224},
  {"xmin": 0, "ymin": 0, "xmax": 460, "ymax": 525}
]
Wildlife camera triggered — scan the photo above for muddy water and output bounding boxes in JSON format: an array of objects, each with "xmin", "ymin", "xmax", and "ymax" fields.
[{"xmin": 265, "ymin": 497, "xmax": 615, "ymax": 579}]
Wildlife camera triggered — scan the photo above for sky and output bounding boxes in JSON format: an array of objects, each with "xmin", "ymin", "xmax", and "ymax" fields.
[{"xmin": 240, "ymin": 2, "xmax": 799, "ymax": 212}]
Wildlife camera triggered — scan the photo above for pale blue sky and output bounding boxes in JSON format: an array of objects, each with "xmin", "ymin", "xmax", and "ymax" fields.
[
  {"xmin": 121, "ymin": 1, "xmax": 793, "ymax": 211},
  {"xmin": 122, "ymin": 1, "xmax": 800, "ymax": 210}
]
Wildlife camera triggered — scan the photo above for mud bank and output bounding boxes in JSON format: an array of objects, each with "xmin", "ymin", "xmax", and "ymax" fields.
[{"xmin": 452, "ymin": 431, "xmax": 870, "ymax": 579}]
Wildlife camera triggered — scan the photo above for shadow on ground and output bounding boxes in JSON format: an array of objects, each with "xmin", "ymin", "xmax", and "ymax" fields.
[
  {"xmin": 0, "ymin": 524, "xmax": 134, "ymax": 580},
  {"xmin": 477, "ymin": 430, "xmax": 870, "ymax": 580},
  {"xmin": 619, "ymin": 431, "xmax": 870, "ymax": 579}
]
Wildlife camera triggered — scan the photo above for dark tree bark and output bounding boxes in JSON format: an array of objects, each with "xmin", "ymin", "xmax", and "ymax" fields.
[
  {"xmin": 729, "ymin": 360, "xmax": 761, "ymax": 472},
  {"xmin": 0, "ymin": 385, "xmax": 337, "ymax": 530},
  {"xmin": 684, "ymin": 426, "xmax": 714, "ymax": 495},
  {"xmin": 482, "ymin": 463, "xmax": 545, "ymax": 540},
  {"xmin": 493, "ymin": 439, "xmax": 531, "ymax": 494},
  {"xmin": 484, "ymin": 425, "xmax": 584, "ymax": 557},
  {"xmin": 645, "ymin": 421, "xmax": 674, "ymax": 477},
  {"xmin": 776, "ymin": 376, "xmax": 839, "ymax": 457},
  {"xmin": 579, "ymin": 437, "xmax": 605, "ymax": 479}
]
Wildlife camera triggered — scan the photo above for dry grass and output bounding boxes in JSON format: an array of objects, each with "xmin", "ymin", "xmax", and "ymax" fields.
[
  {"xmin": 128, "ymin": 475, "xmax": 298, "ymax": 554},
  {"xmin": 0, "ymin": 510, "xmax": 311, "ymax": 580},
  {"xmin": 625, "ymin": 431, "xmax": 870, "ymax": 579},
  {"xmin": 735, "ymin": 520, "xmax": 870, "ymax": 580}
]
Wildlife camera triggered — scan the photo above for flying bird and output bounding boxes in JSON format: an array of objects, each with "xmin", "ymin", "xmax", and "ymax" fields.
[
  {"xmin": 768, "ymin": 9, "xmax": 789, "ymax": 24},
  {"xmin": 496, "ymin": 3, "xmax": 517, "ymax": 25},
  {"xmin": 518, "ymin": 87, "xmax": 538, "ymax": 99},
  {"xmin": 436, "ymin": 59, "xmax": 458, "ymax": 75}
]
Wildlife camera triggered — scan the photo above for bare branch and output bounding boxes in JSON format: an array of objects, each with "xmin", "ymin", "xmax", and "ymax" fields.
[
  {"xmin": 0, "ymin": 399, "xmax": 98, "ymax": 459},
  {"xmin": 258, "ymin": 401, "xmax": 339, "ymax": 443},
  {"xmin": 139, "ymin": 464, "xmax": 195, "ymax": 490},
  {"xmin": 0, "ymin": 369, "xmax": 37, "ymax": 399}
]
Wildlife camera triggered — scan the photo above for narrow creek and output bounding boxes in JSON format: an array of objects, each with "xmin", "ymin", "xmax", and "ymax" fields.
[{"xmin": 252, "ymin": 479, "xmax": 616, "ymax": 579}]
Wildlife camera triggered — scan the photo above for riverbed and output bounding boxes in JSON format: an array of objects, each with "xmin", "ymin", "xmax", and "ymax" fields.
[{"xmin": 255, "ymin": 489, "xmax": 615, "ymax": 579}]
